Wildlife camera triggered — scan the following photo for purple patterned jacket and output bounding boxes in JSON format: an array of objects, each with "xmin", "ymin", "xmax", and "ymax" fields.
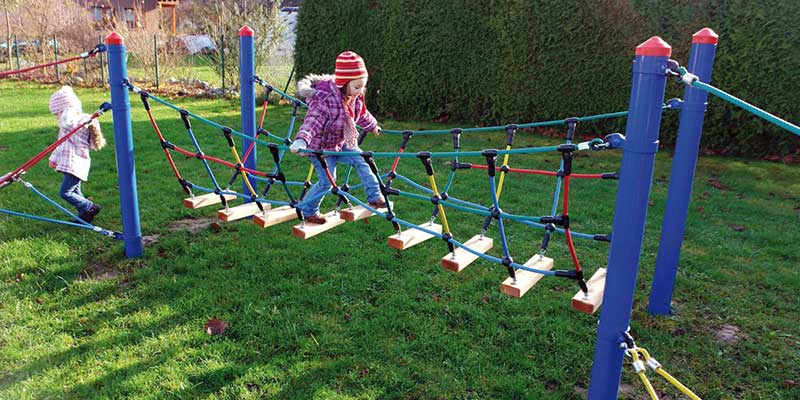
[{"xmin": 295, "ymin": 74, "xmax": 377, "ymax": 152}]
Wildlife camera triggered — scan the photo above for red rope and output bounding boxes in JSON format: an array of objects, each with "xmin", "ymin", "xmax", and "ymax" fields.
[
  {"xmin": 0, "ymin": 53, "xmax": 90, "ymax": 79},
  {"xmin": 144, "ymin": 107, "xmax": 184, "ymax": 183},
  {"xmin": 562, "ymin": 176, "xmax": 582, "ymax": 272},
  {"xmin": 1, "ymin": 110, "xmax": 102, "ymax": 186}
]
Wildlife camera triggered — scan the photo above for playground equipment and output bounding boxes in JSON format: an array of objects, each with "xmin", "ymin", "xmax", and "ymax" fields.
[{"xmin": 3, "ymin": 25, "xmax": 799, "ymax": 400}]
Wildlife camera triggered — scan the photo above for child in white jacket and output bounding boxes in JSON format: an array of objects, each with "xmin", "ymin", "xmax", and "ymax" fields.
[{"xmin": 47, "ymin": 86, "xmax": 106, "ymax": 223}]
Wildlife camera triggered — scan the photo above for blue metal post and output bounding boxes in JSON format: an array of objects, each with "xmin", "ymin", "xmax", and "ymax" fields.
[
  {"xmin": 649, "ymin": 28, "xmax": 719, "ymax": 315},
  {"xmin": 588, "ymin": 37, "xmax": 671, "ymax": 399},
  {"xmin": 239, "ymin": 26, "xmax": 257, "ymax": 196},
  {"xmin": 105, "ymin": 32, "xmax": 142, "ymax": 258}
]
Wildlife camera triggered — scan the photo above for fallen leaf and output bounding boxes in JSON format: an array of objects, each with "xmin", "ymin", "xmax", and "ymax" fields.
[
  {"xmin": 432, "ymin": 293, "xmax": 440, "ymax": 302},
  {"xmin": 344, "ymin": 312, "xmax": 351, "ymax": 322},
  {"xmin": 481, "ymin": 293, "xmax": 489, "ymax": 304},
  {"xmin": 708, "ymin": 178, "xmax": 729, "ymax": 191},
  {"xmin": 360, "ymin": 367, "xmax": 370, "ymax": 378},
  {"xmin": 784, "ymin": 379, "xmax": 797, "ymax": 388},
  {"xmin": 696, "ymin": 207, "xmax": 705, "ymax": 213},
  {"xmin": 204, "ymin": 318, "xmax": 228, "ymax": 336},
  {"xmin": 730, "ymin": 224, "xmax": 746, "ymax": 232}
]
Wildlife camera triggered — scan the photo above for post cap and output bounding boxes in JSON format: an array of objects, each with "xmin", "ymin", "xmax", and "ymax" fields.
[
  {"xmin": 692, "ymin": 28, "xmax": 719, "ymax": 45},
  {"xmin": 635, "ymin": 36, "xmax": 672, "ymax": 57},
  {"xmin": 105, "ymin": 32, "xmax": 124, "ymax": 45},
  {"xmin": 239, "ymin": 26, "xmax": 254, "ymax": 37}
]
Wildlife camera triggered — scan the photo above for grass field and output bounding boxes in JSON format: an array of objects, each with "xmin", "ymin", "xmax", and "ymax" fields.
[{"xmin": 0, "ymin": 81, "xmax": 798, "ymax": 399}]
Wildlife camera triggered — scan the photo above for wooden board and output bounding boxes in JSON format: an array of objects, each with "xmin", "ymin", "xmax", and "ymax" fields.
[
  {"xmin": 441, "ymin": 234, "xmax": 494, "ymax": 272},
  {"xmin": 291, "ymin": 210, "xmax": 346, "ymax": 239},
  {"xmin": 183, "ymin": 192, "xmax": 237, "ymax": 209},
  {"xmin": 339, "ymin": 202, "xmax": 392, "ymax": 221},
  {"xmin": 571, "ymin": 268, "xmax": 607, "ymax": 314},
  {"xmin": 217, "ymin": 202, "xmax": 268, "ymax": 222},
  {"xmin": 501, "ymin": 255, "xmax": 554, "ymax": 298},
  {"xmin": 387, "ymin": 223, "xmax": 442, "ymax": 250},
  {"xmin": 253, "ymin": 205, "xmax": 298, "ymax": 228}
]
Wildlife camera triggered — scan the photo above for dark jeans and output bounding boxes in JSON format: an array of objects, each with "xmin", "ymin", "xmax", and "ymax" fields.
[{"xmin": 59, "ymin": 173, "xmax": 93, "ymax": 214}]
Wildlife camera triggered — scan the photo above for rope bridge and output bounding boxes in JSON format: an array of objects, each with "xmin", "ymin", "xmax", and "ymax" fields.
[{"xmin": 126, "ymin": 76, "xmax": 632, "ymax": 313}]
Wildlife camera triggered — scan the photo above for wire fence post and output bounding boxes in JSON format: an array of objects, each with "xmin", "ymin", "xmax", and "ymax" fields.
[
  {"xmin": 99, "ymin": 35, "xmax": 106, "ymax": 87},
  {"xmin": 154, "ymin": 33, "xmax": 159, "ymax": 89},
  {"xmin": 13, "ymin": 34, "xmax": 20, "ymax": 78},
  {"xmin": 53, "ymin": 34, "xmax": 59, "ymax": 82},
  {"xmin": 220, "ymin": 33, "xmax": 225, "ymax": 90},
  {"xmin": 283, "ymin": 65, "xmax": 295, "ymax": 94}
]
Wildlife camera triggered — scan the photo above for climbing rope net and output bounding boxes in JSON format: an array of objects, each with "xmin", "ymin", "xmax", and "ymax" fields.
[{"xmin": 127, "ymin": 75, "xmax": 640, "ymax": 301}]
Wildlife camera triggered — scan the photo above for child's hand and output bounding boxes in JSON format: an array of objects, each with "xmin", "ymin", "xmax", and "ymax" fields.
[
  {"xmin": 290, "ymin": 139, "xmax": 307, "ymax": 154},
  {"xmin": 371, "ymin": 126, "xmax": 381, "ymax": 136}
]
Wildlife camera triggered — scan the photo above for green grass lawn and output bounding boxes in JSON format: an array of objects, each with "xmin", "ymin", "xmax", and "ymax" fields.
[{"xmin": 0, "ymin": 81, "xmax": 798, "ymax": 399}]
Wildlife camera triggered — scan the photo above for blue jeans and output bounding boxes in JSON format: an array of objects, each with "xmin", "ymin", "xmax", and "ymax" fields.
[
  {"xmin": 60, "ymin": 173, "xmax": 94, "ymax": 214},
  {"xmin": 296, "ymin": 146, "xmax": 381, "ymax": 217}
]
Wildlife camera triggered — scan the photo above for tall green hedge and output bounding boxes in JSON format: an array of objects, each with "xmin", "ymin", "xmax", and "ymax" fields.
[{"xmin": 295, "ymin": 0, "xmax": 799, "ymax": 156}]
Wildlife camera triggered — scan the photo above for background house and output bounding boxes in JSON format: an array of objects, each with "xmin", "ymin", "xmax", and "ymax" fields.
[{"xmin": 75, "ymin": 0, "xmax": 180, "ymax": 34}]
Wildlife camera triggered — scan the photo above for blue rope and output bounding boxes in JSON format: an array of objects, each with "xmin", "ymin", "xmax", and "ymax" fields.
[
  {"xmin": 488, "ymin": 176, "xmax": 512, "ymax": 260},
  {"xmin": 338, "ymin": 192, "xmax": 556, "ymax": 276}
]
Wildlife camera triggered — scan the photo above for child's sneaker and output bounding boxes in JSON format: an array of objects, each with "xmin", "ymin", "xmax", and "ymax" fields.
[
  {"xmin": 79, "ymin": 204, "xmax": 102, "ymax": 223},
  {"xmin": 368, "ymin": 199, "xmax": 387, "ymax": 209}
]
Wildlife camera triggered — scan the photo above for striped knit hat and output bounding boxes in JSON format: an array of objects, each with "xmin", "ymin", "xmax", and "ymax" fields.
[
  {"xmin": 334, "ymin": 51, "xmax": 368, "ymax": 88},
  {"xmin": 49, "ymin": 86, "xmax": 81, "ymax": 115}
]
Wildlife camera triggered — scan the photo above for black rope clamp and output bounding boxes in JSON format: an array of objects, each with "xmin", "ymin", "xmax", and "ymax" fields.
[
  {"xmin": 441, "ymin": 232, "xmax": 455, "ymax": 253},
  {"xmin": 221, "ymin": 127, "xmax": 235, "ymax": 147},
  {"xmin": 505, "ymin": 124, "xmax": 517, "ymax": 146},
  {"xmin": 400, "ymin": 130, "xmax": 414, "ymax": 149},
  {"xmin": 291, "ymin": 101, "xmax": 300, "ymax": 116},
  {"xmin": 98, "ymin": 102, "xmax": 112, "ymax": 113},
  {"xmin": 160, "ymin": 140, "xmax": 175, "ymax": 150},
  {"xmin": 417, "ymin": 151, "xmax": 434, "ymax": 176},
  {"xmin": 179, "ymin": 109, "xmax": 192, "ymax": 130},
  {"xmin": 195, "ymin": 151, "xmax": 204, "ymax": 159},
  {"xmin": 357, "ymin": 130, "xmax": 368, "ymax": 146},
  {"xmin": 450, "ymin": 128, "xmax": 462, "ymax": 149},
  {"xmin": 268, "ymin": 143, "xmax": 281, "ymax": 164},
  {"xmin": 450, "ymin": 161, "xmax": 472, "ymax": 171},
  {"xmin": 540, "ymin": 223, "xmax": 556, "ymax": 250},
  {"xmin": 313, "ymin": 151, "xmax": 327, "ymax": 169},
  {"xmin": 482, "ymin": 149, "xmax": 498, "ymax": 177},
  {"xmin": 489, "ymin": 206, "xmax": 501, "ymax": 220},
  {"xmin": 541, "ymin": 214, "xmax": 569, "ymax": 228},
  {"xmin": 666, "ymin": 59, "xmax": 682, "ymax": 78},
  {"xmin": 89, "ymin": 43, "xmax": 107, "ymax": 56},
  {"xmin": 564, "ymin": 117, "xmax": 579, "ymax": 141},
  {"xmin": 557, "ymin": 144, "xmax": 576, "ymax": 176},
  {"xmin": 139, "ymin": 92, "xmax": 151, "ymax": 111}
]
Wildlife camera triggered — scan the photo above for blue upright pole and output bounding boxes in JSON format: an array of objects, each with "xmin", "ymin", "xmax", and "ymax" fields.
[
  {"xmin": 587, "ymin": 37, "xmax": 671, "ymax": 399},
  {"xmin": 105, "ymin": 32, "xmax": 142, "ymax": 258},
  {"xmin": 649, "ymin": 28, "xmax": 719, "ymax": 315},
  {"xmin": 239, "ymin": 26, "xmax": 257, "ymax": 196}
]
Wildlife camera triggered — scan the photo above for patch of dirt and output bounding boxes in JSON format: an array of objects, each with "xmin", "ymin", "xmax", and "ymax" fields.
[
  {"xmin": 80, "ymin": 261, "xmax": 120, "ymax": 281},
  {"xmin": 167, "ymin": 217, "xmax": 219, "ymax": 233},
  {"xmin": 142, "ymin": 234, "xmax": 161, "ymax": 247},
  {"xmin": 715, "ymin": 324, "xmax": 744, "ymax": 344}
]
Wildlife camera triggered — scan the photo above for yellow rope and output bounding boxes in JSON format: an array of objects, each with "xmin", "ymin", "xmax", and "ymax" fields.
[
  {"xmin": 305, "ymin": 164, "xmax": 315, "ymax": 182},
  {"xmin": 636, "ymin": 348, "xmax": 702, "ymax": 400},
  {"xmin": 629, "ymin": 349, "xmax": 660, "ymax": 400},
  {"xmin": 495, "ymin": 145, "xmax": 512, "ymax": 199},
  {"xmin": 228, "ymin": 145, "xmax": 258, "ymax": 197},
  {"xmin": 427, "ymin": 174, "xmax": 451, "ymax": 235}
]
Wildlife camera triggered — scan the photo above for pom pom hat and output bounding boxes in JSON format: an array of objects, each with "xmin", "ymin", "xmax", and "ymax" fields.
[
  {"xmin": 49, "ymin": 86, "xmax": 81, "ymax": 115},
  {"xmin": 334, "ymin": 51, "xmax": 368, "ymax": 88}
]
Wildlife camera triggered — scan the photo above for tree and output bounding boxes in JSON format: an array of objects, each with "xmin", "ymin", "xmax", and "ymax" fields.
[{"xmin": 2, "ymin": 0, "xmax": 22, "ymax": 70}]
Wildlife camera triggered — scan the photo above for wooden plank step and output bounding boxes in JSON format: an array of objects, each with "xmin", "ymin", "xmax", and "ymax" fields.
[
  {"xmin": 571, "ymin": 268, "xmax": 607, "ymax": 314},
  {"xmin": 253, "ymin": 205, "xmax": 298, "ymax": 228},
  {"xmin": 291, "ymin": 210, "xmax": 346, "ymax": 239},
  {"xmin": 217, "ymin": 202, "xmax": 268, "ymax": 222},
  {"xmin": 501, "ymin": 255, "xmax": 554, "ymax": 298},
  {"xmin": 387, "ymin": 222, "xmax": 442, "ymax": 250},
  {"xmin": 183, "ymin": 192, "xmax": 237, "ymax": 209},
  {"xmin": 339, "ymin": 202, "xmax": 392, "ymax": 221},
  {"xmin": 441, "ymin": 234, "xmax": 494, "ymax": 272}
]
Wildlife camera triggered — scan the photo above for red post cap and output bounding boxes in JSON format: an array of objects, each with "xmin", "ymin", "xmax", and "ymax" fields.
[
  {"xmin": 239, "ymin": 26, "xmax": 254, "ymax": 37},
  {"xmin": 105, "ymin": 32, "xmax": 124, "ymax": 45},
  {"xmin": 692, "ymin": 28, "xmax": 719, "ymax": 45},
  {"xmin": 635, "ymin": 36, "xmax": 672, "ymax": 57}
]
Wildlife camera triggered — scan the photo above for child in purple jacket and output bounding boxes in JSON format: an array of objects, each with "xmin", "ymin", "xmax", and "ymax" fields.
[{"xmin": 290, "ymin": 51, "xmax": 385, "ymax": 224}]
